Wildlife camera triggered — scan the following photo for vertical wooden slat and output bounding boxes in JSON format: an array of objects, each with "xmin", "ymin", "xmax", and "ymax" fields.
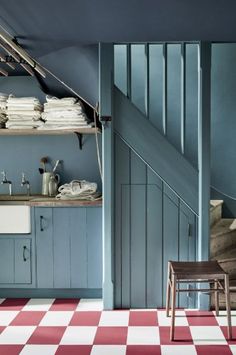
[
  {"xmin": 53, "ymin": 208, "xmax": 70, "ymax": 288},
  {"xmin": 146, "ymin": 183, "xmax": 163, "ymax": 307},
  {"xmin": 70, "ymin": 208, "xmax": 87, "ymax": 288},
  {"xmin": 163, "ymin": 193, "xmax": 179, "ymax": 306},
  {"xmin": 127, "ymin": 44, "xmax": 132, "ymax": 99},
  {"xmin": 121, "ymin": 185, "xmax": 131, "ymax": 307},
  {"xmin": 181, "ymin": 42, "xmax": 186, "ymax": 154},
  {"xmin": 145, "ymin": 43, "xmax": 150, "ymax": 118},
  {"xmin": 99, "ymin": 43, "xmax": 114, "ymax": 309},
  {"xmin": 87, "ymin": 207, "xmax": 103, "ymax": 288},
  {"xmin": 130, "ymin": 151, "xmax": 147, "ymax": 307},
  {"xmin": 162, "ymin": 43, "xmax": 167, "ymax": 135},
  {"xmin": 198, "ymin": 41, "xmax": 211, "ymax": 309}
]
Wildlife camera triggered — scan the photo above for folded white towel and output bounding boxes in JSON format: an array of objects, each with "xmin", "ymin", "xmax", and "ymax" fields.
[
  {"xmin": 46, "ymin": 95, "xmax": 77, "ymax": 105},
  {"xmin": 56, "ymin": 180, "xmax": 101, "ymax": 200},
  {"xmin": 37, "ymin": 123, "xmax": 93, "ymax": 130}
]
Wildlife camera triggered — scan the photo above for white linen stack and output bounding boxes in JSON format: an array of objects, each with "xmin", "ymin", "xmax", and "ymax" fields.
[
  {"xmin": 6, "ymin": 95, "xmax": 43, "ymax": 129},
  {"xmin": 0, "ymin": 93, "xmax": 8, "ymax": 128},
  {"xmin": 39, "ymin": 96, "xmax": 92, "ymax": 130}
]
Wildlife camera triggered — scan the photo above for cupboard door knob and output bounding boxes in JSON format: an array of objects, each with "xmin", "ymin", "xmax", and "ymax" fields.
[
  {"xmin": 40, "ymin": 215, "xmax": 44, "ymax": 231},
  {"xmin": 23, "ymin": 246, "xmax": 27, "ymax": 262}
]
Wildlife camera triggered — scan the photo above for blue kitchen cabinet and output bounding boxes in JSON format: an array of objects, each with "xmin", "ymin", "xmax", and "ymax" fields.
[
  {"xmin": 0, "ymin": 237, "xmax": 34, "ymax": 286},
  {"xmin": 0, "ymin": 210, "xmax": 35, "ymax": 287},
  {"xmin": 35, "ymin": 207, "xmax": 102, "ymax": 289}
]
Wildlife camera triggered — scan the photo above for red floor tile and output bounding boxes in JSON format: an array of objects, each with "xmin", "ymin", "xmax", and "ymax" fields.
[
  {"xmin": 196, "ymin": 345, "xmax": 233, "ymax": 354},
  {"xmin": 69, "ymin": 311, "xmax": 101, "ymax": 326},
  {"xmin": 56, "ymin": 345, "xmax": 92, "ymax": 355},
  {"xmin": 159, "ymin": 326, "xmax": 193, "ymax": 344},
  {"xmin": 129, "ymin": 311, "xmax": 158, "ymax": 326},
  {"xmin": 0, "ymin": 298, "xmax": 29, "ymax": 310},
  {"xmin": 186, "ymin": 311, "xmax": 218, "ymax": 326},
  {"xmin": 50, "ymin": 299, "xmax": 80, "ymax": 311},
  {"xmin": 0, "ymin": 345, "xmax": 24, "ymax": 355},
  {"xmin": 27, "ymin": 326, "xmax": 66, "ymax": 344},
  {"xmin": 126, "ymin": 345, "xmax": 161, "ymax": 354},
  {"xmin": 94, "ymin": 326, "xmax": 128, "ymax": 345},
  {"xmin": 221, "ymin": 326, "xmax": 236, "ymax": 344},
  {"xmin": 10, "ymin": 311, "xmax": 46, "ymax": 326}
]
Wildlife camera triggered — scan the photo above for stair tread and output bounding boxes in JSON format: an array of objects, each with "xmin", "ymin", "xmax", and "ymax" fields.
[
  {"xmin": 210, "ymin": 200, "xmax": 224, "ymax": 209},
  {"xmin": 211, "ymin": 218, "xmax": 235, "ymax": 237}
]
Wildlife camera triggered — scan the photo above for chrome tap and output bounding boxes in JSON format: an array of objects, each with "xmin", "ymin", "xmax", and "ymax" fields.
[
  {"xmin": 21, "ymin": 173, "xmax": 30, "ymax": 196},
  {"xmin": 1, "ymin": 171, "xmax": 12, "ymax": 195}
]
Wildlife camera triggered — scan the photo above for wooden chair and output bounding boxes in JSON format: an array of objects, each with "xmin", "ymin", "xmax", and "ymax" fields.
[{"xmin": 166, "ymin": 260, "xmax": 232, "ymax": 341}]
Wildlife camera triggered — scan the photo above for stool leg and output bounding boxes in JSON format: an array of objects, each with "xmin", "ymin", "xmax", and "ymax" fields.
[
  {"xmin": 170, "ymin": 274, "xmax": 176, "ymax": 341},
  {"xmin": 224, "ymin": 274, "xmax": 232, "ymax": 340},
  {"xmin": 214, "ymin": 280, "xmax": 219, "ymax": 316},
  {"xmin": 166, "ymin": 261, "xmax": 171, "ymax": 317}
]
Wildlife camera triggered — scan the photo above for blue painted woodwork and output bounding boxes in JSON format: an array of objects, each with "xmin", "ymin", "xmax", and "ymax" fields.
[
  {"xmin": 114, "ymin": 86, "xmax": 198, "ymax": 214},
  {"xmin": 0, "ymin": 238, "xmax": 33, "ymax": 285},
  {"xmin": 99, "ymin": 43, "xmax": 114, "ymax": 309},
  {"xmin": 114, "ymin": 134, "xmax": 197, "ymax": 308},
  {"xmin": 35, "ymin": 207, "xmax": 102, "ymax": 289}
]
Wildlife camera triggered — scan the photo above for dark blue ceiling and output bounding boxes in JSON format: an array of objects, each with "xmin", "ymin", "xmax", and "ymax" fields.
[
  {"xmin": 0, "ymin": 0, "xmax": 236, "ymax": 107},
  {"xmin": 1, "ymin": 0, "xmax": 236, "ymax": 54}
]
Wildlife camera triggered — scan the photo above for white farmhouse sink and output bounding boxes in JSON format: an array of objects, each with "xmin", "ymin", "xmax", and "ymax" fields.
[{"xmin": 0, "ymin": 206, "xmax": 31, "ymax": 234}]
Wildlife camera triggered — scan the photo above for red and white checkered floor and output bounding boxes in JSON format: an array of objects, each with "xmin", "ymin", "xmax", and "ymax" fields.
[{"xmin": 0, "ymin": 298, "xmax": 234, "ymax": 354}]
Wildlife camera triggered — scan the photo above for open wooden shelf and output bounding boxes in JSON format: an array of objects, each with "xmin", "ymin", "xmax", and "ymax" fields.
[{"xmin": 0, "ymin": 127, "xmax": 101, "ymax": 136}]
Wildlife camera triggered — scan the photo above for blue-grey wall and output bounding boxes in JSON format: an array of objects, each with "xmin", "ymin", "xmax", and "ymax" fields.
[
  {"xmin": 115, "ymin": 43, "xmax": 236, "ymax": 217},
  {"xmin": 0, "ymin": 76, "xmax": 102, "ymax": 195}
]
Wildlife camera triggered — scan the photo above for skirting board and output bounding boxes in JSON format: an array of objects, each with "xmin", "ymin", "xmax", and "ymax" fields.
[{"xmin": 0, "ymin": 288, "xmax": 102, "ymax": 298}]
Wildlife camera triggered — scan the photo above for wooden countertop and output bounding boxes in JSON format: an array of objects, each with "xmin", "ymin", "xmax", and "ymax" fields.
[
  {"xmin": 29, "ymin": 198, "xmax": 102, "ymax": 207},
  {"xmin": 0, "ymin": 195, "xmax": 102, "ymax": 207}
]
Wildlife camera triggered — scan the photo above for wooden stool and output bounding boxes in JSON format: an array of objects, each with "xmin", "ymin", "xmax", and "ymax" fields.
[{"xmin": 166, "ymin": 261, "xmax": 232, "ymax": 341}]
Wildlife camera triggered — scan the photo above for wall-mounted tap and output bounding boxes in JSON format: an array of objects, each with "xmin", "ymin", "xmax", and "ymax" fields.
[
  {"xmin": 1, "ymin": 171, "xmax": 12, "ymax": 196},
  {"xmin": 21, "ymin": 173, "xmax": 30, "ymax": 196}
]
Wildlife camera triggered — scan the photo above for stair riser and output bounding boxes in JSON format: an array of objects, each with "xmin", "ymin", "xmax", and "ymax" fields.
[
  {"xmin": 210, "ymin": 234, "xmax": 236, "ymax": 259},
  {"xmin": 210, "ymin": 204, "xmax": 223, "ymax": 227}
]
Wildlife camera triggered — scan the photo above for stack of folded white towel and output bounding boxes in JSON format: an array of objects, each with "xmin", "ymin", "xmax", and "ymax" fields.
[
  {"xmin": 0, "ymin": 93, "xmax": 8, "ymax": 128},
  {"xmin": 38, "ymin": 96, "xmax": 92, "ymax": 130},
  {"xmin": 56, "ymin": 180, "xmax": 102, "ymax": 201},
  {"xmin": 6, "ymin": 95, "xmax": 43, "ymax": 129}
]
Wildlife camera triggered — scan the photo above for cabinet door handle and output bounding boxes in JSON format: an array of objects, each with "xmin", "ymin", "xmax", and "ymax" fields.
[
  {"xmin": 40, "ymin": 215, "xmax": 44, "ymax": 231},
  {"xmin": 23, "ymin": 246, "xmax": 27, "ymax": 262}
]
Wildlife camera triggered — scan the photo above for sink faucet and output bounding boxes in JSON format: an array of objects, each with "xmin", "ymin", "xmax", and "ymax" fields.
[
  {"xmin": 1, "ymin": 171, "xmax": 12, "ymax": 196},
  {"xmin": 21, "ymin": 173, "xmax": 30, "ymax": 196}
]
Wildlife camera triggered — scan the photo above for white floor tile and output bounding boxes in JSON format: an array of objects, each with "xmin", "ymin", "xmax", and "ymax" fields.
[
  {"xmin": 0, "ymin": 311, "xmax": 19, "ymax": 325},
  {"xmin": 127, "ymin": 326, "xmax": 160, "ymax": 345},
  {"xmin": 39, "ymin": 311, "xmax": 73, "ymax": 326},
  {"xmin": 0, "ymin": 326, "xmax": 36, "ymax": 344},
  {"xmin": 91, "ymin": 345, "xmax": 126, "ymax": 355},
  {"xmin": 23, "ymin": 299, "xmax": 55, "ymax": 311},
  {"xmin": 230, "ymin": 345, "xmax": 236, "ymax": 355},
  {"xmin": 190, "ymin": 326, "xmax": 227, "ymax": 345},
  {"xmin": 60, "ymin": 326, "xmax": 97, "ymax": 345},
  {"xmin": 215, "ymin": 311, "xmax": 236, "ymax": 326},
  {"xmin": 99, "ymin": 311, "xmax": 129, "ymax": 326},
  {"xmin": 20, "ymin": 345, "xmax": 58, "ymax": 355},
  {"xmin": 157, "ymin": 310, "xmax": 188, "ymax": 326},
  {"xmin": 161, "ymin": 345, "xmax": 197, "ymax": 355},
  {"xmin": 76, "ymin": 299, "xmax": 103, "ymax": 311}
]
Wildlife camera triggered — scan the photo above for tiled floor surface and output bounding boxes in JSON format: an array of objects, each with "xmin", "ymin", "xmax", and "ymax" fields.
[{"xmin": 0, "ymin": 298, "xmax": 234, "ymax": 354}]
